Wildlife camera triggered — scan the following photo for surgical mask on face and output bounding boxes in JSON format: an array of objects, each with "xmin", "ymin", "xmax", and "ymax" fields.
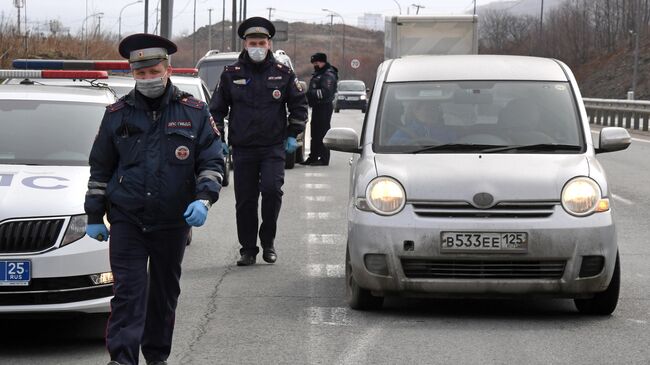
[
  {"xmin": 247, "ymin": 47, "xmax": 268, "ymax": 62},
  {"xmin": 135, "ymin": 77, "xmax": 166, "ymax": 98}
]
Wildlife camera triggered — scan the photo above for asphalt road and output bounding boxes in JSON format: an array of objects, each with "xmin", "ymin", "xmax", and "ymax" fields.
[{"xmin": 1, "ymin": 110, "xmax": 649, "ymax": 364}]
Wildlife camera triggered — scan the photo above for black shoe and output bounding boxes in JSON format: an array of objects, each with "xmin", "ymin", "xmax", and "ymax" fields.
[
  {"xmin": 147, "ymin": 361, "xmax": 168, "ymax": 365},
  {"xmin": 298, "ymin": 157, "xmax": 314, "ymax": 165},
  {"xmin": 107, "ymin": 362, "xmax": 124, "ymax": 365},
  {"xmin": 262, "ymin": 248, "xmax": 277, "ymax": 264},
  {"xmin": 310, "ymin": 159, "xmax": 329, "ymax": 166},
  {"xmin": 237, "ymin": 254, "xmax": 256, "ymax": 266}
]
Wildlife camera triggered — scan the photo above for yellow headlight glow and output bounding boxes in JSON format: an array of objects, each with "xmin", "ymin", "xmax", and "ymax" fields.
[
  {"xmin": 561, "ymin": 177, "xmax": 602, "ymax": 216},
  {"xmin": 366, "ymin": 177, "xmax": 406, "ymax": 215}
]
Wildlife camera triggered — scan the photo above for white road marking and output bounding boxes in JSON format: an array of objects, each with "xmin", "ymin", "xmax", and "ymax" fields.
[
  {"xmin": 307, "ymin": 307, "xmax": 352, "ymax": 326},
  {"xmin": 302, "ymin": 212, "xmax": 339, "ymax": 220},
  {"xmin": 339, "ymin": 327, "xmax": 383, "ymax": 365},
  {"xmin": 308, "ymin": 264, "xmax": 345, "ymax": 278},
  {"xmin": 303, "ymin": 195, "xmax": 334, "ymax": 202},
  {"xmin": 304, "ymin": 172, "xmax": 328, "ymax": 177},
  {"xmin": 612, "ymin": 194, "xmax": 634, "ymax": 205},
  {"xmin": 626, "ymin": 319, "xmax": 648, "ymax": 325},
  {"xmin": 301, "ymin": 183, "xmax": 331, "ymax": 189},
  {"xmin": 305, "ymin": 234, "xmax": 344, "ymax": 245}
]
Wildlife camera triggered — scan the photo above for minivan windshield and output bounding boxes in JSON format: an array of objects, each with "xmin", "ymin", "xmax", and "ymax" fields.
[
  {"xmin": 198, "ymin": 59, "xmax": 237, "ymax": 92},
  {"xmin": 338, "ymin": 81, "xmax": 366, "ymax": 92},
  {"xmin": 374, "ymin": 81, "xmax": 583, "ymax": 153},
  {"xmin": 0, "ymin": 100, "xmax": 106, "ymax": 166}
]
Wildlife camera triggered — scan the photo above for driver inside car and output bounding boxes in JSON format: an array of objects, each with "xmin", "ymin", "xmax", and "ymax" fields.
[{"xmin": 388, "ymin": 99, "xmax": 456, "ymax": 145}]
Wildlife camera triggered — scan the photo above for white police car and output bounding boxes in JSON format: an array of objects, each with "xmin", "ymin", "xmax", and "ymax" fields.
[{"xmin": 0, "ymin": 69, "xmax": 115, "ymax": 313}]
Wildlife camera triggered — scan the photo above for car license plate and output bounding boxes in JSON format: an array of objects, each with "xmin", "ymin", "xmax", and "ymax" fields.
[
  {"xmin": 347, "ymin": 96, "xmax": 359, "ymax": 101},
  {"xmin": 0, "ymin": 260, "xmax": 31, "ymax": 286},
  {"xmin": 441, "ymin": 232, "xmax": 528, "ymax": 252}
]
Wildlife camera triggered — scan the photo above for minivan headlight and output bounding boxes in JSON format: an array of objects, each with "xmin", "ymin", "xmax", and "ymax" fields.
[
  {"xmin": 61, "ymin": 214, "xmax": 88, "ymax": 247},
  {"xmin": 561, "ymin": 177, "xmax": 609, "ymax": 216},
  {"xmin": 365, "ymin": 177, "xmax": 406, "ymax": 215}
]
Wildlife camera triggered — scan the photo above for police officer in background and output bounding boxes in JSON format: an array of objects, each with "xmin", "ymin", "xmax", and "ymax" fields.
[
  {"xmin": 84, "ymin": 33, "xmax": 224, "ymax": 365},
  {"xmin": 210, "ymin": 17, "xmax": 308, "ymax": 266},
  {"xmin": 301, "ymin": 52, "xmax": 338, "ymax": 166}
]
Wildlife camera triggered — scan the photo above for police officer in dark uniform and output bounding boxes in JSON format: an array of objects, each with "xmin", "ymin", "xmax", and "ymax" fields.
[
  {"xmin": 84, "ymin": 33, "xmax": 224, "ymax": 365},
  {"xmin": 301, "ymin": 52, "xmax": 338, "ymax": 166},
  {"xmin": 210, "ymin": 17, "xmax": 308, "ymax": 266}
]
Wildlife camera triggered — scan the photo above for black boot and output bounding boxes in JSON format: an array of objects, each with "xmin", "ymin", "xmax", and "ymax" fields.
[
  {"xmin": 237, "ymin": 253, "xmax": 256, "ymax": 266},
  {"xmin": 262, "ymin": 248, "xmax": 277, "ymax": 263}
]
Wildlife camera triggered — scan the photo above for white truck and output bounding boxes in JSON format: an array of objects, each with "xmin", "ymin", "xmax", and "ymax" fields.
[{"xmin": 384, "ymin": 15, "xmax": 479, "ymax": 59}]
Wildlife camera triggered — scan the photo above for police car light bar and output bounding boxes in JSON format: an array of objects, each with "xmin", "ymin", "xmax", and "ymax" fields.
[
  {"xmin": 173, "ymin": 68, "xmax": 199, "ymax": 75},
  {"xmin": 0, "ymin": 69, "xmax": 108, "ymax": 79},
  {"xmin": 12, "ymin": 59, "xmax": 131, "ymax": 71}
]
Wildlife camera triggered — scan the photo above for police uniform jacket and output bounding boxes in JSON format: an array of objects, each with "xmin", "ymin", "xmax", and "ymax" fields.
[
  {"xmin": 209, "ymin": 51, "xmax": 308, "ymax": 147},
  {"xmin": 85, "ymin": 82, "xmax": 225, "ymax": 232},
  {"xmin": 307, "ymin": 63, "xmax": 338, "ymax": 107}
]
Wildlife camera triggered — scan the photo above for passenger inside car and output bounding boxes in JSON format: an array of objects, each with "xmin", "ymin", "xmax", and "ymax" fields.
[
  {"xmin": 388, "ymin": 99, "xmax": 456, "ymax": 145},
  {"xmin": 497, "ymin": 98, "xmax": 555, "ymax": 144}
]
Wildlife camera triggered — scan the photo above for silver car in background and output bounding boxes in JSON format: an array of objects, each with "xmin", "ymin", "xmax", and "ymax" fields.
[{"xmin": 325, "ymin": 55, "xmax": 631, "ymax": 314}]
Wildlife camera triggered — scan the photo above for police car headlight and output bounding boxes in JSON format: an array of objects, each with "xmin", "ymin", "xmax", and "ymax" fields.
[
  {"xmin": 61, "ymin": 214, "xmax": 88, "ymax": 247},
  {"xmin": 338, "ymin": 95, "xmax": 345, "ymax": 100},
  {"xmin": 364, "ymin": 177, "xmax": 406, "ymax": 216},
  {"xmin": 561, "ymin": 177, "xmax": 609, "ymax": 216},
  {"xmin": 360, "ymin": 95, "xmax": 367, "ymax": 100}
]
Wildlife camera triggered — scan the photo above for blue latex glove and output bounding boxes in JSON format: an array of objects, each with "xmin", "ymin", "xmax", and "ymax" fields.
[
  {"xmin": 87, "ymin": 223, "xmax": 109, "ymax": 242},
  {"xmin": 285, "ymin": 137, "xmax": 298, "ymax": 153},
  {"xmin": 184, "ymin": 200, "xmax": 208, "ymax": 227},
  {"xmin": 222, "ymin": 143, "xmax": 229, "ymax": 156}
]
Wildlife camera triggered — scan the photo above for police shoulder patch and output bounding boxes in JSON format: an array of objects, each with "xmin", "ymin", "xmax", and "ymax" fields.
[
  {"xmin": 106, "ymin": 100, "xmax": 126, "ymax": 113},
  {"xmin": 179, "ymin": 96, "xmax": 205, "ymax": 110}
]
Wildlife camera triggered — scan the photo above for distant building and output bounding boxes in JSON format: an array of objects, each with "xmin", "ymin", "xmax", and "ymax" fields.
[{"xmin": 357, "ymin": 13, "xmax": 383, "ymax": 31}]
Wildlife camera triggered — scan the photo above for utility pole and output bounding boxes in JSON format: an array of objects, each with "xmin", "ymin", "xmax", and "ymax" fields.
[
  {"xmin": 539, "ymin": 0, "xmax": 544, "ymax": 41},
  {"xmin": 231, "ymin": 0, "xmax": 237, "ymax": 52},
  {"xmin": 267, "ymin": 7, "xmax": 275, "ymax": 21},
  {"xmin": 239, "ymin": 0, "xmax": 243, "ymax": 24},
  {"xmin": 631, "ymin": 0, "xmax": 641, "ymax": 97},
  {"xmin": 208, "ymin": 8, "xmax": 213, "ymax": 50},
  {"xmin": 412, "ymin": 4, "xmax": 424, "ymax": 14},
  {"xmin": 160, "ymin": 0, "xmax": 173, "ymax": 39},
  {"xmin": 243, "ymin": 0, "xmax": 247, "ymax": 19},
  {"xmin": 97, "ymin": 13, "xmax": 103, "ymax": 36},
  {"xmin": 327, "ymin": 13, "xmax": 334, "ymax": 56},
  {"xmin": 192, "ymin": 0, "xmax": 197, "ymax": 64},
  {"xmin": 222, "ymin": 0, "xmax": 225, "ymax": 50},
  {"xmin": 144, "ymin": 0, "xmax": 149, "ymax": 33}
]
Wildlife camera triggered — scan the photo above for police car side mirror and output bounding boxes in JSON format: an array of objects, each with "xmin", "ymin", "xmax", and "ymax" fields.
[{"xmin": 324, "ymin": 128, "xmax": 361, "ymax": 154}]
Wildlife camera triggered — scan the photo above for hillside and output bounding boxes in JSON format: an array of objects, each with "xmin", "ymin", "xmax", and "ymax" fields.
[
  {"xmin": 172, "ymin": 21, "xmax": 384, "ymax": 88},
  {"xmin": 477, "ymin": 0, "xmax": 564, "ymax": 16}
]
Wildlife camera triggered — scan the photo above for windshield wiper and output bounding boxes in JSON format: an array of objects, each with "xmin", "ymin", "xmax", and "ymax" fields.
[
  {"xmin": 406, "ymin": 144, "xmax": 507, "ymax": 154},
  {"xmin": 481, "ymin": 143, "xmax": 583, "ymax": 153}
]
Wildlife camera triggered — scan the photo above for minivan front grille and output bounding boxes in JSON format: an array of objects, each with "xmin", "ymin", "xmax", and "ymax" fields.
[
  {"xmin": 401, "ymin": 259, "xmax": 566, "ymax": 279},
  {"xmin": 411, "ymin": 201, "xmax": 558, "ymax": 218},
  {"xmin": 0, "ymin": 219, "xmax": 64, "ymax": 253}
]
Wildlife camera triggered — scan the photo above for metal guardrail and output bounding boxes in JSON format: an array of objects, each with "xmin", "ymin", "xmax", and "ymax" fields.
[{"xmin": 584, "ymin": 97, "xmax": 650, "ymax": 131}]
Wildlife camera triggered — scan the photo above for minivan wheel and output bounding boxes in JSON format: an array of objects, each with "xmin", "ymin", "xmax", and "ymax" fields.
[
  {"xmin": 575, "ymin": 251, "xmax": 620, "ymax": 315},
  {"xmin": 346, "ymin": 246, "xmax": 383, "ymax": 310},
  {"xmin": 285, "ymin": 150, "xmax": 296, "ymax": 169},
  {"xmin": 334, "ymin": 108, "xmax": 340, "ymax": 113}
]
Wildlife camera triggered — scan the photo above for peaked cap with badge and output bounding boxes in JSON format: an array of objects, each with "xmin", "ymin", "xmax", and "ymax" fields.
[
  {"xmin": 237, "ymin": 16, "xmax": 276, "ymax": 39},
  {"xmin": 119, "ymin": 33, "xmax": 178, "ymax": 70}
]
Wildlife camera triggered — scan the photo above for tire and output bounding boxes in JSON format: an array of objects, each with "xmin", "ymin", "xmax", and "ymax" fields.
[
  {"xmin": 346, "ymin": 246, "xmax": 383, "ymax": 310},
  {"xmin": 296, "ymin": 146, "xmax": 304, "ymax": 164},
  {"xmin": 334, "ymin": 108, "xmax": 340, "ymax": 113},
  {"xmin": 361, "ymin": 108, "xmax": 366, "ymax": 113},
  {"xmin": 221, "ymin": 155, "xmax": 230, "ymax": 187},
  {"xmin": 285, "ymin": 150, "xmax": 296, "ymax": 169},
  {"xmin": 574, "ymin": 251, "xmax": 620, "ymax": 315}
]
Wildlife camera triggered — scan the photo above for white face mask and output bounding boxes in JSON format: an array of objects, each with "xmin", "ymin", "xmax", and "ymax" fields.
[
  {"xmin": 135, "ymin": 77, "xmax": 166, "ymax": 98},
  {"xmin": 247, "ymin": 47, "xmax": 268, "ymax": 63}
]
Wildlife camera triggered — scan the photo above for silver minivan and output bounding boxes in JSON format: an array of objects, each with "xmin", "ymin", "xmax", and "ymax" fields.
[{"xmin": 325, "ymin": 55, "xmax": 631, "ymax": 314}]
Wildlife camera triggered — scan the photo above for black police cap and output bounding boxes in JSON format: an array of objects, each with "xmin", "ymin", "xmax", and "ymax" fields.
[
  {"xmin": 118, "ymin": 33, "xmax": 178, "ymax": 69},
  {"xmin": 237, "ymin": 17, "xmax": 276, "ymax": 39}
]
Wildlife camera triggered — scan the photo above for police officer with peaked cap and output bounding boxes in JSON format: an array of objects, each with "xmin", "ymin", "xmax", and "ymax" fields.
[
  {"xmin": 210, "ymin": 17, "xmax": 308, "ymax": 266},
  {"xmin": 84, "ymin": 33, "xmax": 225, "ymax": 365}
]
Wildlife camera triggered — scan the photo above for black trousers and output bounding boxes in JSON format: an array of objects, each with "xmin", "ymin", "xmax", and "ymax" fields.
[
  {"xmin": 106, "ymin": 221, "xmax": 189, "ymax": 365},
  {"xmin": 309, "ymin": 104, "xmax": 333, "ymax": 164},
  {"xmin": 232, "ymin": 144, "xmax": 285, "ymax": 255}
]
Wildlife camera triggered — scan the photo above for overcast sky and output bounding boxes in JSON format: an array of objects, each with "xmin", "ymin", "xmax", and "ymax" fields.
[{"xmin": 1, "ymin": 0, "xmax": 497, "ymax": 37}]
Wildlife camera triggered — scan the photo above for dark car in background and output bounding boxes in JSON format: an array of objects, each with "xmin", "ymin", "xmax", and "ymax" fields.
[{"xmin": 334, "ymin": 80, "xmax": 368, "ymax": 113}]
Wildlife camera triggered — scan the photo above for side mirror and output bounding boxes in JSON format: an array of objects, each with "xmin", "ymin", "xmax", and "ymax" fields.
[
  {"xmin": 596, "ymin": 127, "xmax": 631, "ymax": 153},
  {"xmin": 324, "ymin": 128, "xmax": 361, "ymax": 153}
]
